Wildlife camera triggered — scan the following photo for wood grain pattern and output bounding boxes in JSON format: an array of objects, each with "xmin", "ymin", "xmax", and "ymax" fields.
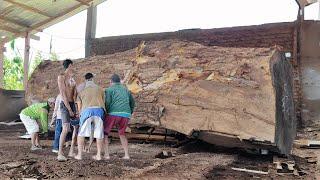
[{"xmin": 27, "ymin": 40, "xmax": 295, "ymax": 154}]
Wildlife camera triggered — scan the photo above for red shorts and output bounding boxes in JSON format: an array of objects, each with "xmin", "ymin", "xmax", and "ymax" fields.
[{"xmin": 104, "ymin": 115, "xmax": 129, "ymax": 136}]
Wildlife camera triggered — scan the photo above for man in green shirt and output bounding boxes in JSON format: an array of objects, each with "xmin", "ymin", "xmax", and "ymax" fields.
[
  {"xmin": 20, "ymin": 98, "xmax": 55, "ymax": 151},
  {"xmin": 104, "ymin": 74, "xmax": 135, "ymax": 160}
]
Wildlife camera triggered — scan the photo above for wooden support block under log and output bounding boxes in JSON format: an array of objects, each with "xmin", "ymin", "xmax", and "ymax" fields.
[
  {"xmin": 108, "ymin": 132, "xmax": 177, "ymax": 142},
  {"xmin": 27, "ymin": 40, "xmax": 296, "ymax": 155},
  {"xmin": 273, "ymin": 156, "xmax": 296, "ymax": 174},
  {"xmin": 294, "ymin": 139, "xmax": 320, "ymax": 148}
]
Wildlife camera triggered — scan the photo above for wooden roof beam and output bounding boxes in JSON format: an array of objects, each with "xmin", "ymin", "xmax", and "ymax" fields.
[
  {"xmin": 3, "ymin": 0, "xmax": 104, "ymax": 44},
  {"xmin": 27, "ymin": 3, "xmax": 86, "ymax": 33},
  {"xmin": 0, "ymin": 16, "xmax": 30, "ymax": 28},
  {"xmin": 3, "ymin": 0, "xmax": 52, "ymax": 18},
  {"xmin": 0, "ymin": 5, "xmax": 16, "ymax": 16},
  {"xmin": 75, "ymin": 0, "xmax": 91, "ymax": 6},
  {"xmin": 0, "ymin": 25, "xmax": 19, "ymax": 34},
  {"xmin": 9, "ymin": 3, "xmax": 84, "ymax": 42}
]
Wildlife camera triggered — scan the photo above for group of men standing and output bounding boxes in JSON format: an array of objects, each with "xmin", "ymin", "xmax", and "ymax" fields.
[{"xmin": 19, "ymin": 59, "xmax": 135, "ymax": 161}]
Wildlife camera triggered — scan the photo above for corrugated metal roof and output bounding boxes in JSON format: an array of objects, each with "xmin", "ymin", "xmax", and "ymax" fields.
[{"xmin": 0, "ymin": 0, "xmax": 106, "ymax": 44}]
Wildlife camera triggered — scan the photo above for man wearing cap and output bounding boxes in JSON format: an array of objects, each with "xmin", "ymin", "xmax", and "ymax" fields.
[
  {"xmin": 75, "ymin": 73, "xmax": 105, "ymax": 161},
  {"xmin": 19, "ymin": 98, "xmax": 55, "ymax": 151},
  {"xmin": 104, "ymin": 74, "xmax": 135, "ymax": 160}
]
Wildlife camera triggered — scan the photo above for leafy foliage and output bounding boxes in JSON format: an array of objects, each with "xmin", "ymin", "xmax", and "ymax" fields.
[
  {"xmin": 3, "ymin": 40, "xmax": 60, "ymax": 90},
  {"xmin": 49, "ymin": 52, "xmax": 59, "ymax": 61},
  {"xmin": 3, "ymin": 56, "xmax": 24, "ymax": 90},
  {"xmin": 29, "ymin": 51, "xmax": 43, "ymax": 77}
]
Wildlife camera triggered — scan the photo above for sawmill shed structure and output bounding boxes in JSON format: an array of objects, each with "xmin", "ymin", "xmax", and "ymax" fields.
[{"xmin": 0, "ymin": 0, "xmax": 320, "ymax": 155}]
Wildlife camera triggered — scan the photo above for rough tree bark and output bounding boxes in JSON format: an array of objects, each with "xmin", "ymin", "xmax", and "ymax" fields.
[{"xmin": 27, "ymin": 40, "xmax": 296, "ymax": 155}]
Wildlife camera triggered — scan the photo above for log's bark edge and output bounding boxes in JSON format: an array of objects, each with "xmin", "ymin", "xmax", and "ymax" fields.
[{"xmin": 272, "ymin": 51, "xmax": 296, "ymax": 155}]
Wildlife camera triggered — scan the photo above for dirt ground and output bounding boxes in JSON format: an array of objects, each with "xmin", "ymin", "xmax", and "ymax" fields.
[{"xmin": 0, "ymin": 124, "xmax": 318, "ymax": 180}]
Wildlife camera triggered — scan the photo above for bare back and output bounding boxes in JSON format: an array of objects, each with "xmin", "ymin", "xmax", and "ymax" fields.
[{"xmin": 58, "ymin": 73, "xmax": 76, "ymax": 103}]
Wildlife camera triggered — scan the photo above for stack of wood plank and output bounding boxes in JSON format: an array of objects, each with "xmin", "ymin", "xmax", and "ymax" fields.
[{"xmin": 27, "ymin": 40, "xmax": 296, "ymax": 155}]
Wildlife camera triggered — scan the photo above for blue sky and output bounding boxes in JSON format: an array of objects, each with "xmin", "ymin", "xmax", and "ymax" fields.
[{"xmin": 4, "ymin": 0, "xmax": 319, "ymax": 61}]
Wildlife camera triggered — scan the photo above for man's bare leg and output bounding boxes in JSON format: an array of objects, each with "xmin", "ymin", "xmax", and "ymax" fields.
[
  {"xmin": 104, "ymin": 136, "xmax": 110, "ymax": 160},
  {"xmin": 58, "ymin": 124, "xmax": 69, "ymax": 161},
  {"xmin": 85, "ymin": 133, "xmax": 94, "ymax": 153},
  {"xmin": 119, "ymin": 135, "xmax": 130, "ymax": 159},
  {"xmin": 93, "ymin": 139, "xmax": 103, "ymax": 161},
  {"xmin": 65, "ymin": 141, "xmax": 70, "ymax": 148},
  {"xmin": 83, "ymin": 142, "xmax": 86, "ymax": 152},
  {"xmin": 68, "ymin": 126, "xmax": 78, "ymax": 157},
  {"xmin": 35, "ymin": 133, "xmax": 41, "ymax": 147},
  {"xmin": 75, "ymin": 136, "xmax": 85, "ymax": 160},
  {"xmin": 31, "ymin": 132, "xmax": 37, "ymax": 147},
  {"xmin": 30, "ymin": 132, "xmax": 42, "ymax": 150}
]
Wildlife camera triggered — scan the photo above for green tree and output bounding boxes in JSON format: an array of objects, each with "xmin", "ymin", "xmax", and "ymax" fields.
[
  {"xmin": 3, "ymin": 56, "xmax": 24, "ymax": 90},
  {"xmin": 49, "ymin": 52, "xmax": 59, "ymax": 61},
  {"xmin": 3, "ymin": 40, "xmax": 24, "ymax": 90},
  {"xmin": 29, "ymin": 51, "xmax": 43, "ymax": 76},
  {"xmin": 3, "ymin": 39, "xmax": 59, "ymax": 90},
  {"xmin": 29, "ymin": 51, "xmax": 59, "ymax": 77}
]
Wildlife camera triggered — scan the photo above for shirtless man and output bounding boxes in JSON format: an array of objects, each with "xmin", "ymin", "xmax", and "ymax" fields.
[{"xmin": 57, "ymin": 59, "xmax": 78, "ymax": 161}]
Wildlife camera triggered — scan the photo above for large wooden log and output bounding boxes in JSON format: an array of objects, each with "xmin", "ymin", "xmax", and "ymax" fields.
[{"xmin": 26, "ymin": 40, "xmax": 296, "ymax": 155}]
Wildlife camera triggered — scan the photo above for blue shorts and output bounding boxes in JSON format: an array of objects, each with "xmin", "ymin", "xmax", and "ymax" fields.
[
  {"xmin": 80, "ymin": 108, "xmax": 105, "ymax": 127},
  {"xmin": 70, "ymin": 119, "xmax": 79, "ymax": 126}
]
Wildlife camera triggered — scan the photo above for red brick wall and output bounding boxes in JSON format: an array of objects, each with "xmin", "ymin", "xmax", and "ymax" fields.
[{"xmin": 90, "ymin": 22, "xmax": 295, "ymax": 56}]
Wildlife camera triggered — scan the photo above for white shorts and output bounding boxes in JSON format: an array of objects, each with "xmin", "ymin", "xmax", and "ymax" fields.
[
  {"xmin": 19, "ymin": 114, "xmax": 39, "ymax": 134},
  {"xmin": 78, "ymin": 116, "xmax": 104, "ymax": 139}
]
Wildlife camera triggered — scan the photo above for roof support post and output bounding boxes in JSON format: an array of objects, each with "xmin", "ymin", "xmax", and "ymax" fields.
[
  {"xmin": 295, "ymin": 0, "xmax": 305, "ymax": 21},
  {"xmin": 23, "ymin": 32, "xmax": 30, "ymax": 90},
  {"xmin": 300, "ymin": 5, "xmax": 305, "ymax": 21},
  {"xmin": 0, "ymin": 42, "xmax": 4, "ymax": 89},
  {"xmin": 85, "ymin": 4, "xmax": 97, "ymax": 58},
  {"xmin": 318, "ymin": 1, "xmax": 320, "ymax": 20}
]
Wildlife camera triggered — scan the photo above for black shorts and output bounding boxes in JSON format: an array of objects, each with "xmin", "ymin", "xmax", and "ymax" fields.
[{"xmin": 60, "ymin": 102, "xmax": 76, "ymax": 124}]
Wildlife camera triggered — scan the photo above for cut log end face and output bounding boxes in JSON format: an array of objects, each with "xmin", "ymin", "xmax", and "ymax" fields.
[
  {"xmin": 272, "ymin": 53, "xmax": 296, "ymax": 155},
  {"xmin": 27, "ymin": 40, "xmax": 296, "ymax": 154}
]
